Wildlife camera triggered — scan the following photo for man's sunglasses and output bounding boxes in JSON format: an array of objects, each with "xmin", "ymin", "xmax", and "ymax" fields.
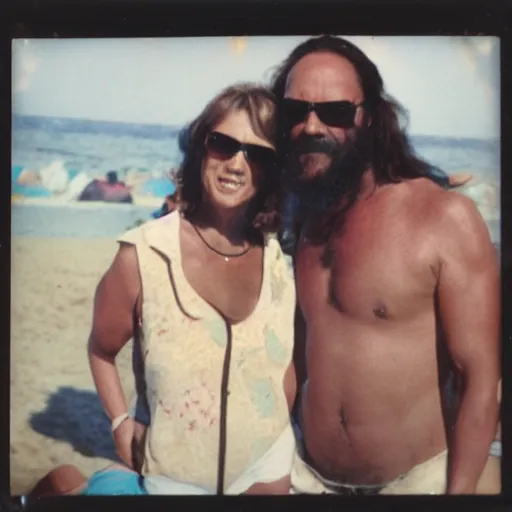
[
  {"xmin": 205, "ymin": 131, "xmax": 278, "ymax": 169},
  {"xmin": 281, "ymin": 98, "xmax": 365, "ymax": 129}
]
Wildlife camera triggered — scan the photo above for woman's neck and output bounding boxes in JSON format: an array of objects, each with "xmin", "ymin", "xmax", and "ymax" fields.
[{"xmin": 192, "ymin": 203, "xmax": 249, "ymax": 249}]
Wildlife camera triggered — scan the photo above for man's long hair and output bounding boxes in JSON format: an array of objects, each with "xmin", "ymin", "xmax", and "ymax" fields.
[
  {"xmin": 269, "ymin": 35, "xmax": 434, "ymax": 244},
  {"xmin": 270, "ymin": 35, "xmax": 433, "ymax": 184}
]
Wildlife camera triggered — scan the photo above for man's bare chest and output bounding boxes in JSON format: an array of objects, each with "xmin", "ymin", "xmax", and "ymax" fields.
[{"xmin": 295, "ymin": 220, "xmax": 436, "ymax": 322}]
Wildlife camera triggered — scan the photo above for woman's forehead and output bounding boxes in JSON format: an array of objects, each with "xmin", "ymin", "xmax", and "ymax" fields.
[{"xmin": 213, "ymin": 109, "xmax": 274, "ymax": 148}]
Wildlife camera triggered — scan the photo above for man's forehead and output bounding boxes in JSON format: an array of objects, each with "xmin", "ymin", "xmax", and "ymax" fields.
[{"xmin": 285, "ymin": 52, "xmax": 361, "ymax": 101}]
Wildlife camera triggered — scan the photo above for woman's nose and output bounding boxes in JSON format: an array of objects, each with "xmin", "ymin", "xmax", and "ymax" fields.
[{"xmin": 227, "ymin": 149, "xmax": 248, "ymax": 171}]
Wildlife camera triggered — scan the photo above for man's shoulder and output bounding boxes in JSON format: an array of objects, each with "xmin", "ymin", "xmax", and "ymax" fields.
[
  {"xmin": 407, "ymin": 179, "xmax": 492, "ymax": 260},
  {"xmin": 402, "ymin": 176, "xmax": 446, "ymax": 198},
  {"xmin": 403, "ymin": 177, "xmax": 477, "ymax": 221},
  {"xmin": 393, "ymin": 178, "xmax": 491, "ymax": 257}
]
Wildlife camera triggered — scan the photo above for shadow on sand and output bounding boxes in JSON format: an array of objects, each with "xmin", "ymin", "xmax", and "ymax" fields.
[{"xmin": 29, "ymin": 386, "xmax": 117, "ymax": 461}]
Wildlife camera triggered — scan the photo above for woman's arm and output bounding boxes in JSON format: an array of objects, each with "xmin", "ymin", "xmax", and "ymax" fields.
[{"xmin": 88, "ymin": 243, "xmax": 141, "ymax": 466}]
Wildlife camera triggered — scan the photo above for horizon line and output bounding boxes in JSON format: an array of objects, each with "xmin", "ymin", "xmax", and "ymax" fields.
[{"xmin": 12, "ymin": 113, "xmax": 500, "ymax": 143}]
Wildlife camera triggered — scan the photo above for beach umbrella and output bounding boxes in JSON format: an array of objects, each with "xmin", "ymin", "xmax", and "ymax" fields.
[{"xmin": 142, "ymin": 177, "xmax": 176, "ymax": 198}]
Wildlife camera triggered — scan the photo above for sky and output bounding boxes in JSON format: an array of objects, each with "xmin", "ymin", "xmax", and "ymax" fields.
[{"xmin": 11, "ymin": 35, "xmax": 500, "ymax": 139}]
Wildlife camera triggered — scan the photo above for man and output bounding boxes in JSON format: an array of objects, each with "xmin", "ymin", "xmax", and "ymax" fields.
[{"xmin": 270, "ymin": 35, "xmax": 500, "ymax": 494}]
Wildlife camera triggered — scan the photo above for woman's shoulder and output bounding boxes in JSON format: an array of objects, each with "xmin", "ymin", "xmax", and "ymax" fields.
[
  {"xmin": 265, "ymin": 235, "xmax": 295, "ymax": 286},
  {"xmin": 118, "ymin": 211, "xmax": 180, "ymax": 246},
  {"xmin": 265, "ymin": 233, "xmax": 291, "ymax": 260}
]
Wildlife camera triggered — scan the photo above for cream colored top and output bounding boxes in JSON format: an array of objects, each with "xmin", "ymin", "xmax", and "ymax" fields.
[{"xmin": 118, "ymin": 211, "xmax": 296, "ymax": 492}]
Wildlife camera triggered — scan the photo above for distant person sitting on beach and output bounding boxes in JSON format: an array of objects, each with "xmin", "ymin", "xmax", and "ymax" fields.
[
  {"xmin": 30, "ymin": 84, "xmax": 297, "ymax": 497},
  {"xmin": 78, "ymin": 170, "xmax": 133, "ymax": 204},
  {"xmin": 151, "ymin": 189, "xmax": 181, "ymax": 219}
]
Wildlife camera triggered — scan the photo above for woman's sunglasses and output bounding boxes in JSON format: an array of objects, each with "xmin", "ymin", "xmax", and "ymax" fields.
[
  {"xmin": 205, "ymin": 131, "xmax": 278, "ymax": 170},
  {"xmin": 281, "ymin": 98, "xmax": 365, "ymax": 129}
]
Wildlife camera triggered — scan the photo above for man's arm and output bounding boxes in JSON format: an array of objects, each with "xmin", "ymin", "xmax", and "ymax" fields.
[{"xmin": 435, "ymin": 193, "xmax": 500, "ymax": 494}]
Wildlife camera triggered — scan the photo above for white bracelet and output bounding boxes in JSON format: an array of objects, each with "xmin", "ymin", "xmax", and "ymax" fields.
[{"xmin": 111, "ymin": 412, "xmax": 130, "ymax": 432}]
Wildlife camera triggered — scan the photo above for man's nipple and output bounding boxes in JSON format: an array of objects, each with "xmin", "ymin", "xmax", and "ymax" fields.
[{"xmin": 373, "ymin": 301, "xmax": 389, "ymax": 320}]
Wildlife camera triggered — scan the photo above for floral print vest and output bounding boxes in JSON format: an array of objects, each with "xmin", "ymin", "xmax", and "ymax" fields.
[{"xmin": 117, "ymin": 211, "xmax": 296, "ymax": 492}]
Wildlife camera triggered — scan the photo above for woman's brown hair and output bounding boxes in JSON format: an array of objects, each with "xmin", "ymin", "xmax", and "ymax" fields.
[{"xmin": 175, "ymin": 83, "xmax": 282, "ymax": 244}]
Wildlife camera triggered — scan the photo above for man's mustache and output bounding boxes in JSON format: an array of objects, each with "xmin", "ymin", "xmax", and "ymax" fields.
[{"xmin": 289, "ymin": 135, "xmax": 339, "ymax": 156}]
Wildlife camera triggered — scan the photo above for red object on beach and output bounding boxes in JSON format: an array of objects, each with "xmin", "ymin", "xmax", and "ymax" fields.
[
  {"xmin": 78, "ymin": 179, "xmax": 133, "ymax": 203},
  {"xmin": 30, "ymin": 464, "xmax": 88, "ymax": 497}
]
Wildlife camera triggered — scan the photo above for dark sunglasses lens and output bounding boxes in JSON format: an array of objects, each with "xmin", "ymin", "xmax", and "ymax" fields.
[
  {"xmin": 207, "ymin": 132, "xmax": 239, "ymax": 157},
  {"xmin": 316, "ymin": 102, "xmax": 357, "ymax": 128},
  {"xmin": 246, "ymin": 146, "xmax": 277, "ymax": 169},
  {"xmin": 282, "ymin": 100, "xmax": 309, "ymax": 127}
]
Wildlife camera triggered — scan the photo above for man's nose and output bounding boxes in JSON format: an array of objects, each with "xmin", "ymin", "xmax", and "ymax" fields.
[{"xmin": 303, "ymin": 110, "xmax": 327, "ymax": 136}]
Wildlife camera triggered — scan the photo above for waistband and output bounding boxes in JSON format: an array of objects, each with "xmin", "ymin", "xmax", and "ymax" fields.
[{"xmin": 294, "ymin": 433, "xmax": 388, "ymax": 496}]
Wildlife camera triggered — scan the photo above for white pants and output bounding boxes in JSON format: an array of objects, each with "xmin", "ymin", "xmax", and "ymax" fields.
[{"xmin": 143, "ymin": 423, "xmax": 296, "ymax": 495}]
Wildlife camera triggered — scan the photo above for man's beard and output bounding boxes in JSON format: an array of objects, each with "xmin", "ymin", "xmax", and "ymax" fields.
[{"xmin": 284, "ymin": 127, "xmax": 373, "ymax": 215}]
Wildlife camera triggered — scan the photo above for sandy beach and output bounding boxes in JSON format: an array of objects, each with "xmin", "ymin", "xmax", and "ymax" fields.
[
  {"xmin": 11, "ymin": 195, "xmax": 163, "ymax": 208},
  {"xmin": 10, "ymin": 236, "xmax": 136, "ymax": 495},
  {"xmin": 9, "ymin": 199, "xmax": 501, "ymax": 496}
]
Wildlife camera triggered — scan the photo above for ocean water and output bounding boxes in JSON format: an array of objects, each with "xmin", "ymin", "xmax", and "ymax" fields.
[
  {"xmin": 11, "ymin": 115, "xmax": 500, "ymax": 242},
  {"xmin": 12, "ymin": 115, "xmax": 183, "ymax": 177}
]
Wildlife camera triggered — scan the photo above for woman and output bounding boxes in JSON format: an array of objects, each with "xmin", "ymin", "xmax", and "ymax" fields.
[{"xmin": 30, "ymin": 84, "xmax": 297, "ymax": 497}]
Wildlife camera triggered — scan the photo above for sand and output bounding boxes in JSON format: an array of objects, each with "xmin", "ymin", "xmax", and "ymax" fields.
[
  {"xmin": 11, "ymin": 195, "xmax": 163, "ymax": 208},
  {"xmin": 9, "ymin": 226, "xmax": 500, "ymax": 496},
  {"xmin": 10, "ymin": 236, "xmax": 136, "ymax": 495}
]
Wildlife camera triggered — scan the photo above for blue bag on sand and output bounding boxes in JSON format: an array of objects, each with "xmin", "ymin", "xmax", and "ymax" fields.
[{"xmin": 83, "ymin": 469, "xmax": 148, "ymax": 496}]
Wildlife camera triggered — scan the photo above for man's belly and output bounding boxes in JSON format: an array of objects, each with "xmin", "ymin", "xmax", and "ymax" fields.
[{"xmin": 299, "ymin": 323, "xmax": 453, "ymax": 486}]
